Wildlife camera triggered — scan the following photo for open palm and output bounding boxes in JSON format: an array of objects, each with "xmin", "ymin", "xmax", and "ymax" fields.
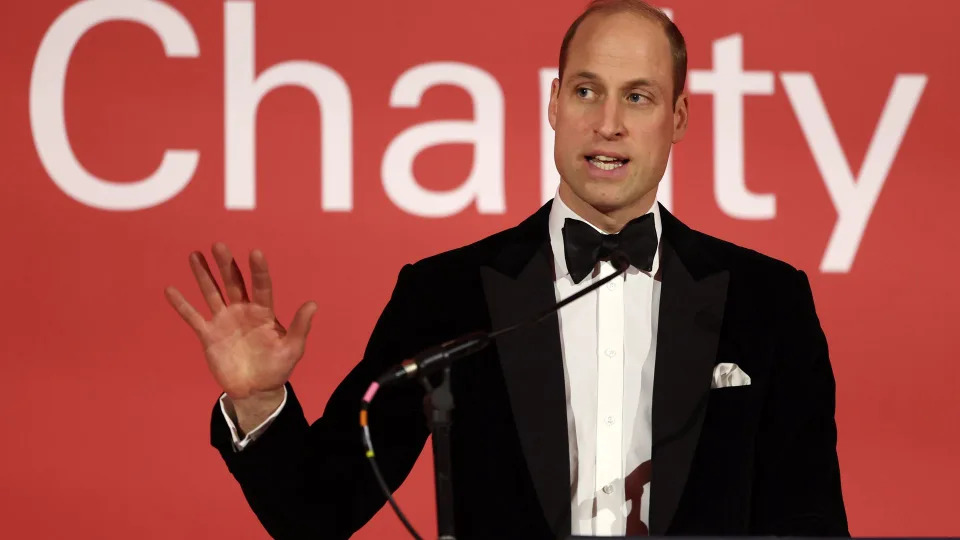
[{"xmin": 164, "ymin": 242, "xmax": 317, "ymax": 401}]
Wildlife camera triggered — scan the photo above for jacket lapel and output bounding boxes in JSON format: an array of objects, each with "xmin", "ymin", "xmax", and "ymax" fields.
[
  {"xmin": 480, "ymin": 202, "xmax": 572, "ymax": 539},
  {"xmin": 649, "ymin": 205, "xmax": 730, "ymax": 535},
  {"xmin": 478, "ymin": 201, "xmax": 730, "ymax": 537}
]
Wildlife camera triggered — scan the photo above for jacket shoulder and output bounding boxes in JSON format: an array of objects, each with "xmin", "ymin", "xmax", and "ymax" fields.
[{"xmin": 693, "ymin": 229, "xmax": 802, "ymax": 280}]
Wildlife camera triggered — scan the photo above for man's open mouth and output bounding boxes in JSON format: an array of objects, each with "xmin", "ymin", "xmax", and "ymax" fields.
[{"xmin": 586, "ymin": 155, "xmax": 629, "ymax": 171}]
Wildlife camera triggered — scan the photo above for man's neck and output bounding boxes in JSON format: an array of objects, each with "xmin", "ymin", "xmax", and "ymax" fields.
[{"xmin": 557, "ymin": 181, "xmax": 658, "ymax": 234}]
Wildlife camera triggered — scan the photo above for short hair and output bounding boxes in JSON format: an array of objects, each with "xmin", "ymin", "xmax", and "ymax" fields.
[{"xmin": 557, "ymin": 0, "xmax": 687, "ymax": 104}]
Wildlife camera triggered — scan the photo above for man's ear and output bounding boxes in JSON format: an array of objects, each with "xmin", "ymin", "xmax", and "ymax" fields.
[
  {"xmin": 672, "ymin": 90, "xmax": 689, "ymax": 143},
  {"xmin": 548, "ymin": 78, "xmax": 560, "ymax": 130}
]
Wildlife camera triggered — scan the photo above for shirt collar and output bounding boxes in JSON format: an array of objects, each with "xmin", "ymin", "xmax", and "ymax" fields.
[{"xmin": 548, "ymin": 187, "xmax": 663, "ymax": 280}]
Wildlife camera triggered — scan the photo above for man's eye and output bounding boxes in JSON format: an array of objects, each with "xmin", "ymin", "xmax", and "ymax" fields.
[
  {"xmin": 628, "ymin": 93, "xmax": 646, "ymax": 103},
  {"xmin": 577, "ymin": 88, "xmax": 593, "ymax": 98}
]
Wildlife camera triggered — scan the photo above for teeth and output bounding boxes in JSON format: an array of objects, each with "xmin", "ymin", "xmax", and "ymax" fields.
[
  {"xmin": 590, "ymin": 158, "xmax": 624, "ymax": 171},
  {"xmin": 594, "ymin": 155, "xmax": 620, "ymax": 161}
]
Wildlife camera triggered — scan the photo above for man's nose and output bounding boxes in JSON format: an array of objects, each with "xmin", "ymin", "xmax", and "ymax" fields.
[{"xmin": 594, "ymin": 98, "xmax": 624, "ymax": 139}]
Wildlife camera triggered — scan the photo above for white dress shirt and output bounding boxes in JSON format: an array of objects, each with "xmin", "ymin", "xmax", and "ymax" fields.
[
  {"xmin": 220, "ymin": 193, "xmax": 663, "ymax": 536},
  {"xmin": 219, "ymin": 387, "xmax": 286, "ymax": 451},
  {"xmin": 548, "ymin": 193, "xmax": 662, "ymax": 536}
]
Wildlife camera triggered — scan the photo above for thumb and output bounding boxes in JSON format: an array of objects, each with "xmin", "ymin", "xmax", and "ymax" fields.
[{"xmin": 287, "ymin": 300, "xmax": 319, "ymax": 343}]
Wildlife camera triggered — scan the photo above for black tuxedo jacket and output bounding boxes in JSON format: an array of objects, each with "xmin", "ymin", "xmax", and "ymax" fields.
[{"xmin": 210, "ymin": 201, "xmax": 849, "ymax": 539}]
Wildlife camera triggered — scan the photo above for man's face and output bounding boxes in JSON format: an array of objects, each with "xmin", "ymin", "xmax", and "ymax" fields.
[{"xmin": 549, "ymin": 11, "xmax": 688, "ymax": 221}]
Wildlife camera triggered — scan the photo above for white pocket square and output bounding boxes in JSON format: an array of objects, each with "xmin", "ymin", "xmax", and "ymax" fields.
[{"xmin": 711, "ymin": 362, "xmax": 751, "ymax": 389}]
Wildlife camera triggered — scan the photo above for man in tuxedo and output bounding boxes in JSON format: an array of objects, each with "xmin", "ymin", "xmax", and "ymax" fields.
[{"xmin": 165, "ymin": 0, "xmax": 848, "ymax": 538}]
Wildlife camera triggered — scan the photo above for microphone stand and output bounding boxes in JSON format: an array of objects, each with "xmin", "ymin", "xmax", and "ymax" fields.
[
  {"xmin": 370, "ymin": 254, "xmax": 631, "ymax": 540},
  {"xmin": 420, "ymin": 366, "xmax": 456, "ymax": 540}
]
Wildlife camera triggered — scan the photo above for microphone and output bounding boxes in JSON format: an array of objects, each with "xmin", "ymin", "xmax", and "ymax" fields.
[
  {"xmin": 376, "ymin": 331, "xmax": 490, "ymax": 386},
  {"xmin": 376, "ymin": 252, "xmax": 631, "ymax": 387}
]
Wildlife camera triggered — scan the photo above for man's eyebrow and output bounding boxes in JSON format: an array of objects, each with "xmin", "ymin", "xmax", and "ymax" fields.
[{"xmin": 570, "ymin": 71, "xmax": 661, "ymax": 92}]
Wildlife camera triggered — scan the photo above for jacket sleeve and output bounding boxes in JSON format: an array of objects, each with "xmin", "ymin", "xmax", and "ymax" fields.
[
  {"xmin": 750, "ymin": 269, "xmax": 850, "ymax": 536},
  {"xmin": 209, "ymin": 263, "xmax": 432, "ymax": 539}
]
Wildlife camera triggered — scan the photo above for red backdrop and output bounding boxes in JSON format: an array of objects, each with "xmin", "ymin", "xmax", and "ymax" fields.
[{"xmin": 2, "ymin": 0, "xmax": 958, "ymax": 538}]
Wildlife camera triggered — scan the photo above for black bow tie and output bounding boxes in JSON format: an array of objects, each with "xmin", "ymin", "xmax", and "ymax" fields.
[{"xmin": 561, "ymin": 213, "xmax": 658, "ymax": 284}]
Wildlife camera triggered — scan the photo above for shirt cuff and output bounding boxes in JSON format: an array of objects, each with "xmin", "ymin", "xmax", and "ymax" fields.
[{"xmin": 218, "ymin": 387, "xmax": 288, "ymax": 452}]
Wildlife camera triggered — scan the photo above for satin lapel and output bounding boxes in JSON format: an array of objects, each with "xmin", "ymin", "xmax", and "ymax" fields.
[
  {"xmin": 480, "ymin": 206, "xmax": 571, "ymax": 539},
  {"xmin": 649, "ymin": 207, "xmax": 730, "ymax": 535}
]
